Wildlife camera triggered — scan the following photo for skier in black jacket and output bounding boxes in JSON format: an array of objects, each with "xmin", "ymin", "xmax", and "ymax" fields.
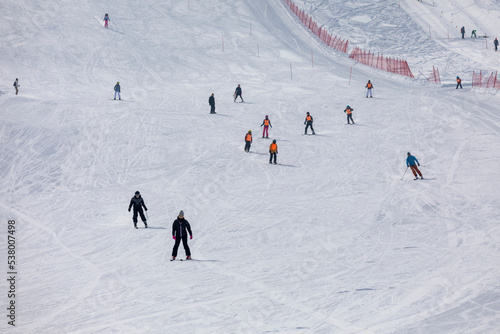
[
  {"xmin": 234, "ymin": 84, "xmax": 244, "ymax": 102},
  {"xmin": 171, "ymin": 210, "xmax": 193, "ymax": 260},
  {"xmin": 128, "ymin": 191, "xmax": 148, "ymax": 229},
  {"xmin": 209, "ymin": 93, "xmax": 216, "ymax": 114}
]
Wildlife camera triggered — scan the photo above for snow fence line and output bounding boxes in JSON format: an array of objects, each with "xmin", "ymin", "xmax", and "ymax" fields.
[
  {"xmin": 472, "ymin": 71, "xmax": 500, "ymax": 89},
  {"xmin": 282, "ymin": 0, "xmax": 415, "ymax": 79},
  {"xmin": 282, "ymin": 0, "xmax": 348, "ymax": 53}
]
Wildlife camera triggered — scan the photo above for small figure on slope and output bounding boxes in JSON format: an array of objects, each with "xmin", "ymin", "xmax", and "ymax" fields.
[
  {"xmin": 114, "ymin": 81, "xmax": 121, "ymax": 100},
  {"xmin": 261, "ymin": 115, "xmax": 272, "ymax": 138},
  {"xmin": 494, "ymin": 38, "xmax": 498, "ymax": 51},
  {"xmin": 365, "ymin": 80, "xmax": 374, "ymax": 98},
  {"xmin": 103, "ymin": 13, "xmax": 110, "ymax": 28},
  {"xmin": 209, "ymin": 93, "xmax": 216, "ymax": 114},
  {"xmin": 461, "ymin": 26, "xmax": 465, "ymax": 39},
  {"xmin": 244, "ymin": 130, "xmax": 252, "ymax": 153},
  {"xmin": 128, "ymin": 191, "xmax": 148, "ymax": 229},
  {"xmin": 304, "ymin": 112, "xmax": 315, "ymax": 135},
  {"xmin": 344, "ymin": 105, "xmax": 355, "ymax": 124},
  {"xmin": 471, "ymin": 29, "xmax": 477, "ymax": 38},
  {"xmin": 13, "ymin": 78, "xmax": 19, "ymax": 95},
  {"xmin": 171, "ymin": 210, "xmax": 193, "ymax": 261},
  {"xmin": 406, "ymin": 152, "xmax": 423, "ymax": 180},
  {"xmin": 234, "ymin": 84, "xmax": 244, "ymax": 103},
  {"xmin": 269, "ymin": 139, "xmax": 278, "ymax": 165},
  {"xmin": 456, "ymin": 76, "xmax": 462, "ymax": 89}
]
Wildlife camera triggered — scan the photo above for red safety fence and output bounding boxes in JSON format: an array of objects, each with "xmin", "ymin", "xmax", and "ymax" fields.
[
  {"xmin": 429, "ymin": 66, "xmax": 441, "ymax": 84},
  {"xmin": 283, "ymin": 0, "xmax": 348, "ymax": 53},
  {"xmin": 472, "ymin": 71, "xmax": 499, "ymax": 89},
  {"xmin": 349, "ymin": 47, "xmax": 414, "ymax": 78}
]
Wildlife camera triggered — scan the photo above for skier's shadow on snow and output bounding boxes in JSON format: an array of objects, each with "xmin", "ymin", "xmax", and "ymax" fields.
[{"xmin": 106, "ymin": 28, "xmax": 125, "ymax": 35}]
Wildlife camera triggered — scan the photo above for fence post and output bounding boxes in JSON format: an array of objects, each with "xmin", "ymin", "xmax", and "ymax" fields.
[{"xmin": 290, "ymin": 63, "xmax": 293, "ymax": 79}]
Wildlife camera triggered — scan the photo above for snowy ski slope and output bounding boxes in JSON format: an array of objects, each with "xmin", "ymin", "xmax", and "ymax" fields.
[{"xmin": 1, "ymin": 0, "xmax": 499, "ymax": 333}]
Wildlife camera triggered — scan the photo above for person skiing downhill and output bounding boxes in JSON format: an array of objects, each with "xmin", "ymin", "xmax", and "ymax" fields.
[
  {"xmin": 103, "ymin": 13, "xmax": 110, "ymax": 28},
  {"xmin": 269, "ymin": 139, "xmax": 278, "ymax": 164},
  {"xmin": 456, "ymin": 76, "xmax": 462, "ymax": 89},
  {"xmin": 13, "ymin": 78, "xmax": 19, "ymax": 95},
  {"xmin": 461, "ymin": 26, "xmax": 465, "ymax": 39},
  {"xmin": 344, "ymin": 105, "xmax": 355, "ymax": 124},
  {"xmin": 261, "ymin": 115, "xmax": 272, "ymax": 138},
  {"xmin": 471, "ymin": 29, "xmax": 477, "ymax": 38},
  {"xmin": 114, "ymin": 81, "xmax": 121, "ymax": 100},
  {"xmin": 494, "ymin": 38, "xmax": 499, "ymax": 51},
  {"xmin": 365, "ymin": 80, "xmax": 374, "ymax": 98},
  {"xmin": 209, "ymin": 93, "xmax": 216, "ymax": 114},
  {"xmin": 128, "ymin": 191, "xmax": 148, "ymax": 229},
  {"xmin": 244, "ymin": 130, "xmax": 252, "ymax": 152},
  {"xmin": 234, "ymin": 84, "xmax": 244, "ymax": 102},
  {"xmin": 171, "ymin": 210, "xmax": 193, "ymax": 261},
  {"xmin": 406, "ymin": 152, "xmax": 423, "ymax": 180},
  {"xmin": 304, "ymin": 112, "xmax": 315, "ymax": 135}
]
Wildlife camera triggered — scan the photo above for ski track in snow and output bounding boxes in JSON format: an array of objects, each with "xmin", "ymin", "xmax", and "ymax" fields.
[{"xmin": 1, "ymin": 0, "xmax": 500, "ymax": 332}]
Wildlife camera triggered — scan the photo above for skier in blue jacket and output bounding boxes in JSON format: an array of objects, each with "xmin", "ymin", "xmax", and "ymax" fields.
[
  {"xmin": 406, "ymin": 152, "xmax": 423, "ymax": 180},
  {"xmin": 114, "ymin": 81, "xmax": 121, "ymax": 100}
]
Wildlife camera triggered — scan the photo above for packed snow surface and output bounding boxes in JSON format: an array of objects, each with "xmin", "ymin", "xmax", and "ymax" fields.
[{"xmin": 1, "ymin": 0, "xmax": 499, "ymax": 333}]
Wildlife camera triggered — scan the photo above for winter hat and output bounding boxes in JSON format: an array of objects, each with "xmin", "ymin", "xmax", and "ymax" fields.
[
  {"xmin": 135, "ymin": 191, "xmax": 140, "ymax": 195},
  {"xmin": 265, "ymin": 115, "xmax": 268, "ymax": 117},
  {"xmin": 178, "ymin": 210, "xmax": 184, "ymax": 217},
  {"xmin": 273, "ymin": 139, "xmax": 276, "ymax": 144},
  {"xmin": 407, "ymin": 152, "xmax": 411, "ymax": 155}
]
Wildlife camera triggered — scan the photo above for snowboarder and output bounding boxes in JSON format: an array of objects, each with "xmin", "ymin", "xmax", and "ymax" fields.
[
  {"xmin": 171, "ymin": 210, "xmax": 193, "ymax": 261},
  {"xmin": 461, "ymin": 26, "xmax": 465, "ymax": 39},
  {"xmin": 103, "ymin": 13, "xmax": 110, "ymax": 28},
  {"xmin": 269, "ymin": 139, "xmax": 278, "ymax": 164},
  {"xmin": 365, "ymin": 80, "xmax": 374, "ymax": 98},
  {"xmin": 456, "ymin": 76, "xmax": 462, "ymax": 89},
  {"xmin": 114, "ymin": 81, "xmax": 121, "ymax": 100},
  {"xmin": 13, "ymin": 78, "xmax": 19, "ymax": 95},
  {"xmin": 260, "ymin": 115, "xmax": 272, "ymax": 138},
  {"xmin": 128, "ymin": 191, "xmax": 148, "ymax": 229},
  {"xmin": 494, "ymin": 38, "xmax": 498, "ymax": 51},
  {"xmin": 344, "ymin": 105, "xmax": 355, "ymax": 124},
  {"xmin": 209, "ymin": 93, "xmax": 216, "ymax": 114},
  {"xmin": 304, "ymin": 112, "xmax": 315, "ymax": 135},
  {"xmin": 244, "ymin": 130, "xmax": 252, "ymax": 152},
  {"xmin": 234, "ymin": 84, "xmax": 244, "ymax": 102},
  {"xmin": 471, "ymin": 29, "xmax": 477, "ymax": 38},
  {"xmin": 406, "ymin": 152, "xmax": 423, "ymax": 180}
]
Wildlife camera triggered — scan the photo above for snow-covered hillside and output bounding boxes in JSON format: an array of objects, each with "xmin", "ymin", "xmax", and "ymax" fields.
[{"xmin": 1, "ymin": 0, "xmax": 499, "ymax": 333}]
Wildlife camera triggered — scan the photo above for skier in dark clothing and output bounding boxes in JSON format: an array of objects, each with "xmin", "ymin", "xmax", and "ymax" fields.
[
  {"xmin": 406, "ymin": 152, "xmax": 423, "ymax": 180},
  {"xmin": 13, "ymin": 78, "xmax": 19, "ymax": 95},
  {"xmin": 128, "ymin": 191, "xmax": 148, "ymax": 229},
  {"xmin": 304, "ymin": 112, "xmax": 315, "ymax": 135},
  {"xmin": 344, "ymin": 105, "xmax": 355, "ymax": 124},
  {"xmin": 171, "ymin": 210, "xmax": 193, "ymax": 261},
  {"xmin": 209, "ymin": 93, "xmax": 216, "ymax": 114},
  {"xmin": 494, "ymin": 38, "xmax": 499, "ymax": 51},
  {"xmin": 461, "ymin": 26, "xmax": 465, "ymax": 39},
  {"xmin": 234, "ymin": 84, "xmax": 244, "ymax": 102},
  {"xmin": 114, "ymin": 81, "xmax": 121, "ymax": 100}
]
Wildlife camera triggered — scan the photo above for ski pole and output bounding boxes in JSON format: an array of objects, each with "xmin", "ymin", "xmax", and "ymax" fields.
[
  {"xmin": 146, "ymin": 211, "xmax": 149, "ymax": 222},
  {"xmin": 401, "ymin": 167, "xmax": 408, "ymax": 180}
]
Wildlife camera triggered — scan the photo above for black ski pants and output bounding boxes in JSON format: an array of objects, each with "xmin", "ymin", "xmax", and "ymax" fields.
[
  {"xmin": 269, "ymin": 152, "xmax": 277, "ymax": 164},
  {"xmin": 210, "ymin": 104, "xmax": 215, "ymax": 113},
  {"xmin": 245, "ymin": 141, "xmax": 251, "ymax": 152},
  {"xmin": 456, "ymin": 82, "xmax": 462, "ymax": 89},
  {"xmin": 133, "ymin": 208, "xmax": 146, "ymax": 224},
  {"xmin": 347, "ymin": 114, "xmax": 354, "ymax": 124},
  {"xmin": 172, "ymin": 235, "xmax": 191, "ymax": 257},
  {"xmin": 305, "ymin": 123, "xmax": 315, "ymax": 134}
]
